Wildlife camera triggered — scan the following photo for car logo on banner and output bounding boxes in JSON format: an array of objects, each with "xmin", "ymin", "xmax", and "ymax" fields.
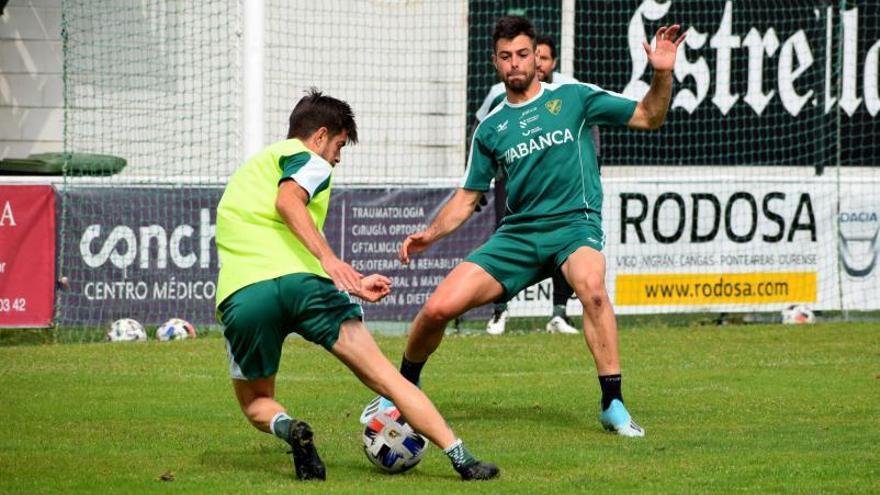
[
  {"xmin": 545, "ymin": 99, "xmax": 562, "ymax": 115},
  {"xmin": 838, "ymin": 211, "xmax": 880, "ymax": 278}
]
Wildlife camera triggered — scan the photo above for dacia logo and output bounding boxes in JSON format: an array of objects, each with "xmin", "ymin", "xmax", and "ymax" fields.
[
  {"xmin": 496, "ymin": 120, "xmax": 509, "ymax": 132},
  {"xmin": 545, "ymin": 99, "xmax": 562, "ymax": 115}
]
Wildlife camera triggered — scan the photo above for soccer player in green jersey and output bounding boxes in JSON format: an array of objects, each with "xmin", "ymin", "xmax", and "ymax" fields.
[
  {"xmin": 478, "ymin": 34, "xmax": 594, "ymax": 336},
  {"xmin": 216, "ymin": 89, "xmax": 499, "ymax": 481},
  {"xmin": 362, "ymin": 16, "xmax": 684, "ymax": 437}
]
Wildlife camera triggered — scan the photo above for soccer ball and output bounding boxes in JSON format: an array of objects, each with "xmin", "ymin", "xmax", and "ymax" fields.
[
  {"xmin": 106, "ymin": 318, "xmax": 147, "ymax": 342},
  {"xmin": 362, "ymin": 407, "xmax": 427, "ymax": 473},
  {"xmin": 781, "ymin": 304, "xmax": 816, "ymax": 324},
  {"xmin": 155, "ymin": 318, "xmax": 197, "ymax": 341}
]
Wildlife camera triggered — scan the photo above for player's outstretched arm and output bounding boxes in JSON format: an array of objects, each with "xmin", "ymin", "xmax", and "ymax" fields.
[
  {"xmin": 276, "ymin": 180, "xmax": 363, "ymax": 293},
  {"xmin": 399, "ymin": 188, "xmax": 484, "ymax": 264},
  {"xmin": 628, "ymin": 24, "xmax": 686, "ymax": 130}
]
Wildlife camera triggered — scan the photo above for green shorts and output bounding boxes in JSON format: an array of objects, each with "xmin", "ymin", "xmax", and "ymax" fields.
[
  {"xmin": 466, "ymin": 211, "xmax": 604, "ymax": 302},
  {"xmin": 217, "ymin": 273, "xmax": 363, "ymax": 380}
]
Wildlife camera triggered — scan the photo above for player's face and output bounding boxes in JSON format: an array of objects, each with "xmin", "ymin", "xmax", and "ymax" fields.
[
  {"xmin": 535, "ymin": 44, "xmax": 557, "ymax": 83},
  {"xmin": 493, "ymin": 34, "xmax": 537, "ymax": 91},
  {"xmin": 319, "ymin": 130, "xmax": 348, "ymax": 166}
]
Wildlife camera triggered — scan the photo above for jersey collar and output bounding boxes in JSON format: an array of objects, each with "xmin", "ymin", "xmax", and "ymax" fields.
[{"xmin": 505, "ymin": 83, "xmax": 546, "ymax": 109}]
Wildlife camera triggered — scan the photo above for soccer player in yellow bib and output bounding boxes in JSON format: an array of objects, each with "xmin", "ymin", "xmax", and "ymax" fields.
[
  {"xmin": 216, "ymin": 89, "xmax": 499, "ymax": 481},
  {"xmin": 362, "ymin": 16, "xmax": 685, "ymax": 438}
]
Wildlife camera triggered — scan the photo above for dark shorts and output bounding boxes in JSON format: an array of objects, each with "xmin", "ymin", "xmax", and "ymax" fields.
[
  {"xmin": 466, "ymin": 211, "xmax": 604, "ymax": 302},
  {"xmin": 217, "ymin": 273, "xmax": 363, "ymax": 380}
]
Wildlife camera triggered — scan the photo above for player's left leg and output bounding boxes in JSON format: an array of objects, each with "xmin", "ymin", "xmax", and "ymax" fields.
[
  {"xmin": 220, "ymin": 277, "xmax": 326, "ymax": 479},
  {"xmin": 545, "ymin": 270, "xmax": 578, "ymax": 334},
  {"xmin": 561, "ymin": 246, "xmax": 645, "ymax": 437},
  {"xmin": 233, "ymin": 377, "xmax": 326, "ymax": 480},
  {"xmin": 360, "ymin": 262, "xmax": 504, "ymax": 423}
]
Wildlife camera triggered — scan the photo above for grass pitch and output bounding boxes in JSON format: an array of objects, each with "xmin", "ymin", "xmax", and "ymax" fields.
[{"xmin": 0, "ymin": 322, "xmax": 878, "ymax": 494}]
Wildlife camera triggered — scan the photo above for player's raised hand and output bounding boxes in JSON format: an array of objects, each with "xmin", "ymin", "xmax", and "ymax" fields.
[
  {"xmin": 643, "ymin": 24, "xmax": 686, "ymax": 72},
  {"xmin": 355, "ymin": 274, "xmax": 392, "ymax": 302},
  {"xmin": 321, "ymin": 256, "xmax": 363, "ymax": 293},
  {"xmin": 399, "ymin": 231, "xmax": 434, "ymax": 265}
]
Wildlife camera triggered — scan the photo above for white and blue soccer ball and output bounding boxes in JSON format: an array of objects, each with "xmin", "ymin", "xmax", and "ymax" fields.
[
  {"xmin": 106, "ymin": 318, "xmax": 147, "ymax": 342},
  {"xmin": 155, "ymin": 318, "xmax": 197, "ymax": 341},
  {"xmin": 781, "ymin": 304, "xmax": 816, "ymax": 325},
  {"xmin": 362, "ymin": 407, "xmax": 427, "ymax": 474}
]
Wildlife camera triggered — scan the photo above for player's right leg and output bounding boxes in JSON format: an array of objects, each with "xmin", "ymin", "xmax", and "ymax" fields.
[
  {"xmin": 233, "ymin": 377, "xmax": 326, "ymax": 480},
  {"xmin": 332, "ymin": 320, "xmax": 499, "ymax": 481},
  {"xmin": 561, "ymin": 246, "xmax": 645, "ymax": 437},
  {"xmin": 219, "ymin": 277, "xmax": 327, "ymax": 479}
]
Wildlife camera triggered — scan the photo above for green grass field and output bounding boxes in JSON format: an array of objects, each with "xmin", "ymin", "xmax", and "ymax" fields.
[{"xmin": 1, "ymin": 322, "xmax": 878, "ymax": 494}]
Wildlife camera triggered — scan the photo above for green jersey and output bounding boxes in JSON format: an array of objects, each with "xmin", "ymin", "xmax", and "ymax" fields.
[
  {"xmin": 463, "ymin": 82, "xmax": 636, "ymax": 224},
  {"xmin": 215, "ymin": 138, "xmax": 333, "ymax": 306}
]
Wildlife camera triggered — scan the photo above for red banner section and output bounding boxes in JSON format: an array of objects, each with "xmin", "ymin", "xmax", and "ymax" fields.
[{"xmin": 0, "ymin": 185, "xmax": 56, "ymax": 327}]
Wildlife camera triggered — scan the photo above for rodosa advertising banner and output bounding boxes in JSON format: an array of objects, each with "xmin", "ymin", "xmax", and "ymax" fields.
[
  {"xmin": 605, "ymin": 179, "xmax": 834, "ymax": 314},
  {"xmin": 507, "ymin": 178, "xmax": 879, "ymax": 317}
]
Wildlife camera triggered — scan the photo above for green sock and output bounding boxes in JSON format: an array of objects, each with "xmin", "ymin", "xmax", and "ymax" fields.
[
  {"xmin": 443, "ymin": 439, "xmax": 476, "ymax": 470},
  {"xmin": 270, "ymin": 412, "xmax": 293, "ymax": 442},
  {"xmin": 552, "ymin": 304, "xmax": 567, "ymax": 318}
]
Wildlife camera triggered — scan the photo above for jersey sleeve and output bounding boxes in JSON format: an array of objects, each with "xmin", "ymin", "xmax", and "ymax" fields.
[
  {"xmin": 460, "ymin": 127, "xmax": 497, "ymax": 191},
  {"xmin": 279, "ymin": 151, "xmax": 332, "ymax": 201},
  {"xmin": 580, "ymin": 83, "xmax": 638, "ymax": 127}
]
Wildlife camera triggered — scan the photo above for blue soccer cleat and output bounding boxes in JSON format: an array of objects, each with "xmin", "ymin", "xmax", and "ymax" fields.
[{"xmin": 599, "ymin": 399, "xmax": 645, "ymax": 437}]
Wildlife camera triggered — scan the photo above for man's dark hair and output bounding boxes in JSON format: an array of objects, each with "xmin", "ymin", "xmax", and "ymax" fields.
[
  {"xmin": 287, "ymin": 88, "xmax": 358, "ymax": 144},
  {"xmin": 536, "ymin": 34, "xmax": 557, "ymax": 59},
  {"xmin": 492, "ymin": 16, "xmax": 536, "ymax": 52}
]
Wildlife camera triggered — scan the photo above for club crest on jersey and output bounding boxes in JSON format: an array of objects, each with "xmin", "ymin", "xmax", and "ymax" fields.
[{"xmin": 545, "ymin": 99, "xmax": 562, "ymax": 115}]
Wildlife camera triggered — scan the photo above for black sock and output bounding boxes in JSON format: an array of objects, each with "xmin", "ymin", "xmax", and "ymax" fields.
[
  {"xmin": 598, "ymin": 374, "xmax": 623, "ymax": 410},
  {"xmin": 493, "ymin": 302, "xmax": 507, "ymax": 317},
  {"xmin": 399, "ymin": 355, "xmax": 426, "ymax": 385}
]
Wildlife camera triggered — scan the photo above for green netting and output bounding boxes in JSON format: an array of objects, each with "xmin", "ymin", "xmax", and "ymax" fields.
[
  {"xmin": 61, "ymin": 1, "xmax": 240, "ymax": 181},
  {"xmin": 58, "ymin": 1, "xmax": 239, "ymax": 336},
  {"xmin": 54, "ymin": 1, "xmax": 880, "ymax": 339}
]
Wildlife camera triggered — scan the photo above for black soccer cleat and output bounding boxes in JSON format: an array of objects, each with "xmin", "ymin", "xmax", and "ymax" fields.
[
  {"xmin": 456, "ymin": 460, "xmax": 500, "ymax": 481},
  {"xmin": 286, "ymin": 420, "xmax": 326, "ymax": 481}
]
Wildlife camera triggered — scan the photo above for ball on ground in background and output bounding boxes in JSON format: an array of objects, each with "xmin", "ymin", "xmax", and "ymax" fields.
[
  {"xmin": 155, "ymin": 318, "xmax": 197, "ymax": 341},
  {"xmin": 363, "ymin": 407, "xmax": 427, "ymax": 474},
  {"xmin": 781, "ymin": 304, "xmax": 815, "ymax": 324},
  {"xmin": 106, "ymin": 318, "xmax": 147, "ymax": 342}
]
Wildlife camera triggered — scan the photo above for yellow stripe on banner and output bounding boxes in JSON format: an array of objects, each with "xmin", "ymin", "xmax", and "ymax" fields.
[{"xmin": 615, "ymin": 272, "xmax": 817, "ymax": 306}]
